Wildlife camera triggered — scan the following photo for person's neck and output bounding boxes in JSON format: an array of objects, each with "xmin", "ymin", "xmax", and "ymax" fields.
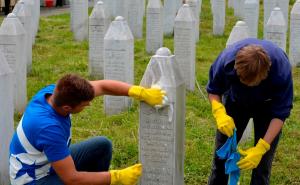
[{"xmin": 47, "ymin": 95, "xmax": 69, "ymax": 117}]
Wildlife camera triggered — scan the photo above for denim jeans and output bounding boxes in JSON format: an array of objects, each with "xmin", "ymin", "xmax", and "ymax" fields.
[
  {"xmin": 208, "ymin": 99, "xmax": 281, "ymax": 185},
  {"xmin": 36, "ymin": 136, "xmax": 112, "ymax": 185}
]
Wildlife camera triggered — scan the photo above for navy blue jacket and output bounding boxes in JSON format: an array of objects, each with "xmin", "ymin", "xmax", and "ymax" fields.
[{"xmin": 207, "ymin": 38, "xmax": 293, "ymax": 121}]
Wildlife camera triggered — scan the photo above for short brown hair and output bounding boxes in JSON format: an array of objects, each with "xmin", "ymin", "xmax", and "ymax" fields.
[
  {"xmin": 235, "ymin": 45, "xmax": 271, "ymax": 86},
  {"xmin": 53, "ymin": 74, "xmax": 95, "ymax": 107}
]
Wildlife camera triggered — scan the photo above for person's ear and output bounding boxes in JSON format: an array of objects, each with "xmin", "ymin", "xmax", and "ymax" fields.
[{"xmin": 62, "ymin": 105, "xmax": 72, "ymax": 112}]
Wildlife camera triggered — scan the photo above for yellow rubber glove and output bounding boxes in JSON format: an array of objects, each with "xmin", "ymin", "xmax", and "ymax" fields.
[
  {"xmin": 237, "ymin": 138, "xmax": 270, "ymax": 170},
  {"xmin": 110, "ymin": 164, "xmax": 142, "ymax": 185},
  {"xmin": 128, "ymin": 85, "xmax": 166, "ymax": 106},
  {"xmin": 211, "ymin": 100, "xmax": 236, "ymax": 137}
]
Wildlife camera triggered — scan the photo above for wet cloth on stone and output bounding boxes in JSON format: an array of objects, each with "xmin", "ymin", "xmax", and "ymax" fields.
[{"xmin": 216, "ymin": 130, "xmax": 240, "ymax": 185}]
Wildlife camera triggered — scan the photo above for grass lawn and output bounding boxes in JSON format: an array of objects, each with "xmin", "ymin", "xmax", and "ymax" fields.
[{"xmin": 18, "ymin": 0, "xmax": 300, "ymax": 184}]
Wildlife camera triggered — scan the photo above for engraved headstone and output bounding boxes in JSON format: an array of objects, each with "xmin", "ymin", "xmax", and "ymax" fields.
[
  {"xmin": 104, "ymin": 16, "xmax": 134, "ymax": 115},
  {"xmin": 0, "ymin": 51, "xmax": 14, "ymax": 185},
  {"xmin": 95, "ymin": 0, "xmax": 113, "ymax": 19},
  {"xmin": 72, "ymin": 0, "xmax": 88, "ymax": 41},
  {"xmin": 23, "ymin": 0, "xmax": 36, "ymax": 44},
  {"xmin": 114, "ymin": 0, "xmax": 129, "ymax": 20},
  {"xmin": 139, "ymin": 47, "xmax": 186, "ymax": 185},
  {"xmin": 212, "ymin": 0, "xmax": 225, "ymax": 35},
  {"xmin": 243, "ymin": 0, "xmax": 259, "ymax": 38},
  {"xmin": 128, "ymin": 0, "xmax": 144, "ymax": 38},
  {"xmin": 234, "ymin": 0, "xmax": 244, "ymax": 18},
  {"xmin": 13, "ymin": 1, "xmax": 33, "ymax": 73},
  {"xmin": 0, "ymin": 13, "xmax": 27, "ymax": 113},
  {"xmin": 89, "ymin": 1, "xmax": 109, "ymax": 79},
  {"xmin": 226, "ymin": 21, "xmax": 249, "ymax": 48},
  {"xmin": 265, "ymin": 7, "xmax": 287, "ymax": 51},
  {"xmin": 146, "ymin": 0, "xmax": 163, "ymax": 54},
  {"xmin": 289, "ymin": 0, "xmax": 300, "ymax": 66},
  {"xmin": 174, "ymin": 4, "xmax": 196, "ymax": 91},
  {"xmin": 186, "ymin": 0, "xmax": 200, "ymax": 42},
  {"xmin": 163, "ymin": 0, "xmax": 182, "ymax": 35}
]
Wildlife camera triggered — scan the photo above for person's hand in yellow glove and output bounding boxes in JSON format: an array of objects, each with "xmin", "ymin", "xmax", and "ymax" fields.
[
  {"xmin": 237, "ymin": 138, "xmax": 270, "ymax": 170},
  {"xmin": 211, "ymin": 100, "xmax": 236, "ymax": 137},
  {"xmin": 110, "ymin": 163, "xmax": 142, "ymax": 185},
  {"xmin": 128, "ymin": 85, "xmax": 166, "ymax": 106}
]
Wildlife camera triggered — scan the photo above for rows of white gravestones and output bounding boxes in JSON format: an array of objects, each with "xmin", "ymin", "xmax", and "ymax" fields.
[{"xmin": 0, "ymin": 0, "xmax": 41, "ymax": 183}]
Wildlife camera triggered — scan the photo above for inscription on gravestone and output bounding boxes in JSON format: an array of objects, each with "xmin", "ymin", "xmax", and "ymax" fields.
[{"xmin": 139, "ymin": 47, "xmax": 185, "ymax": 185}]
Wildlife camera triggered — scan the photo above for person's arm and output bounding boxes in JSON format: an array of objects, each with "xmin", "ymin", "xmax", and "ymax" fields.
[
  {"xmin": 263, "ymin": 118, "xmax": 284, "ymax": 144},
  {"xmin": 51, "ymin": 156, "xmax": 110, "ymax": 185},
  {"xmin": 89, "ymin": 80, "xmax": 131, "ymax": 97},
  {"xmin": 208, "ymin": 93, "xmax": 221, "ymax": 103}
]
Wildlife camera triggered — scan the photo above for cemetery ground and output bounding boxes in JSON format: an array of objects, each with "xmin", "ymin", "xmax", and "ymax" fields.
[{"xmin": 8, "ymin": 0, "xmax": 300, "ymax": 184}]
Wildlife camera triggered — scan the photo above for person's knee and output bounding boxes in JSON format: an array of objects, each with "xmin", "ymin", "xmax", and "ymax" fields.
[{"xmin": 94, "ymin": 136, "xmax": 112, "ymax": 154}]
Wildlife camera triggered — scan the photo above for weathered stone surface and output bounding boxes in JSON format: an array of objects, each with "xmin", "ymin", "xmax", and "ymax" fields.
[
  {"xmin": 265, "ymin": 7, "xmax": 287, "ymax": 51},
  {"xmin": 72, "ymin": 0, "xmax": 88, "ymax": 41},
  {"xmin": 0, "ymin": 13, "xmax": 27, "ymax": 113},
  {"xmin": 95, "ymin": 0, "xmax": 113, "ymax": 19},
  {"xmin": 23, "ymin": 0, "xmax": 36, "ymax": 44},
  {"xmin": 13, "ymin": 0, "xmax": 33, "ymax": 73},
  {"xmin": 0, "ymin": 50, "xmax": 14, "ymax": 185},
  {"xmin": 243, "ymin": 0, "xmax": 259, "ymax": 38},
  {"xmin": 174, "ymin": 4, "xmax": 196, "ymax": 91},
  {"xmin": 289, "ymin": 0, "xmax": 300, "ymax": 66},
  {"xmin": 104, "ymin": 16, "xmax": 134, "ymax": 115},
  {"xmin": 212, "ymin": 0, "xmax": 225, "ymax": 35},
  {"xmin": 89, "ymin": 1, "xmax": 109, "ymax": 79},
  {"xmin": 114, "ymin": 0, "xmax": 129, "ymax": 20},
  {"xmin": 186, "ymin": 0, "xmax": 200, "ymax": 42},
  {"xmin": 226, "ymin": 21, "xmax": 249, "ymax": 48},
  {"xmin": 146, "ymin": 0, "xmax": 163, "ymax": 54},
  {"xmin": 163, "ymin": 0, "xmax": 182, "ymax": 35},
  {"xmin": 139, "ymin": 47, "xmax": 186, "ymax": 185},
  {"xmin": 128, "ymin": 0, "xmax": 145, "ymax": 39}
]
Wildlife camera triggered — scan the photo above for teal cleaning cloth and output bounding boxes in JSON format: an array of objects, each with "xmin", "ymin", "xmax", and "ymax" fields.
[{"xmin": 216, "ymin": 130, "xmax": 241, "ymax": 185}]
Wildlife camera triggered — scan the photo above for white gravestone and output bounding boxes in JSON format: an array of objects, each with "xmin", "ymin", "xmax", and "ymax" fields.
[
  {"xmin": 265, "ymin": 7, "xmax": 287, "ymax": 51},
  {"xmin": 212, "ymin": 0, "xmax": 225, "ymax": 35},
  {"xmin": 234, "ymin": 0, "xmax": 244, "ymax": 18},
  {"xmin": 228, "ymin": 0, "xmax": 234, "ymax": 8},
  {"xmin": 289, "ymin": 0, "xmax": 300, "ymax": 66},
  {"xmin": 263, "ymin": 0, "xmax": 289, "ymax": 36},
  {"xmin": 226, "ymin": 21, "xmax": 249, "ymax": 48},
  {"xmin": 104, "ymin": 16, "xmax": 134, "ymax": 115},
  {"xmin": 0, "ymin": 13, "xmax": 27, "ymax": 113},
  {"xmin": 114, "ymin": 0, "xmax": 129, "ymax": 20},
  {"xmin": 163, "ymin": 0, "xmax": 182, "ymax": 36},
  {"xmin": 35, "ymin": 0, "xmax": 40, "ymax": 38},
  {"xmin": 95, "ymin": 0, "xmax": 113, "ymax": 19},
  {"xmin": 23, "ymin": 0, "xmax": 36, "ymax": 44},
  {"xmin": 139, "ymin": 47, "xmax": 186, "ymax": 185},
  {"xmin": 13, "ymin": 1, "xmax": 33, "ymax": 74},
  {"xmin": 89, "ymin": 1, "xmax": 109, "ymax": 79},
  {"xmin": 128, "ymin": 0, "xmax": 144, "ymax": 39},
  {"xmin": 174, "ymin": 4, "xmax": 196, "ymax": 91},
  {"xmin": 72, "ymin": 0, "xmax": 88, "ymax": 41},
  {"xmin": 186, "ymin": 0, "xmax": 200, "ymax": 42},
  {"xmin": 146, "ymin": 0, "xmax": 163, "ymax": 54},
  {"xmin": 243, "ymin": 0, "xmax": 259, "ymax": 38},
  {"xmin": 0, "ymin": 51, "xmax": 14, "ymax": 185}
]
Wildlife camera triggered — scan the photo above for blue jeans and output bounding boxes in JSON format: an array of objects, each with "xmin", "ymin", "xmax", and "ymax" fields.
[
  {"xmin": 36, "ymin": 136, "xmax": 112, "ymax": 185},
  {"xmin": 208, "ymin": 99, "xmax": 281, "ymax": 185}
]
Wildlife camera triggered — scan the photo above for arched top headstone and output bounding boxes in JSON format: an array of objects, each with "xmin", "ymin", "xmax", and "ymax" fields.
[
  {"xmin": 155, "ymin": 47, "xmax": 171, "ymax": 56},
  {"xmin": 175, "ymin": 4, "xmax": 194, "ymax": 22},
  {"xmin": 226, "ymin": 21, "xmax": 249, "ymax": 48},
  {"xmin": 267, "ymin": 7, "xmax": 286, "ymax": 26},
  {"xmin": 0, "ymin": 13, "xmax": 26, "ymax": 35},
  {"xmin": 104, "ymin": 16, "xmax": 133, "ymax": 40}
]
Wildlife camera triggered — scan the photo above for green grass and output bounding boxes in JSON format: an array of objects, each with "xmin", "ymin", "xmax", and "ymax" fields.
[{"xmin": 20, "ymin": 0, "xmax": 300, "ymax": 184}]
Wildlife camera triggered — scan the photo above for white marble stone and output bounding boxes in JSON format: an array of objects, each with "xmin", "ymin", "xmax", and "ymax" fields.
[
  {"xmin": 72, "ymin": 0, "xmax": 88, "ymax": 41},
  {"xmin": 265, "ymin": 7, "xmax": 287, "ymax": 51},
  {"xmin": 23, "ymin": 0, "xmax": 36, "ymax": 44},
  {"xmin": 35, "ymin": 0, "xmax": 40, "ymax": 38},
  {"xmin": 114, "ymin": 0, "xmax": 129, "ymax": 20},
  {"xmin": 226, "ymin": 21, "xmax": 249, "ymax": 47},
  {"xmin": 234, "ymin": 0, "xmax": 244, "ymax": 18},
  {"xmin": 0, "ymin": 13, "xmax": 27, "ymax": 113},
  {"xmin": 228, "ymin": 0, "xmax": 234, "ymax": 8},
  {"xmin": 104, "ymin": 16, "xmax": 134, "ymax": 115},
  {"xmin": 13, "ymin": 1, "xmax": 33, "ymax": 74},
  {"xmin": 243, "ymin": 0, "xmax": 259, "ymax": 38},
  {"xmin": 289, "ymin": 0, "xmax": 300, "ymax": 66},
  {"xmin": 174, "ymin": 4, "xmax": 196, "ymax": 91},
  {"xmin": 128, "ymin": 0, "xmax": 144, "ymax": 38},
  {"xmin": 0, "ymin": 51, "xmax": 14, "ymax": 185},
  {"xmin": 139, "ymin": 47, "xmax": 186, "ymax": 185},
  {"xmin": 212, "ymin": 0, "xmax": 225, "ymax": 35},
  {"xmin": 163, "ymin": 0, "xmax": 182, "ymax": 35},
  {"xmin": 146, "ymin": 0, "xmax": 163, "ymax": 54},
  {"xmin": 95, "ymin": 0, "xmax": 113, "ymax": 19},
  {"xmin": 89, "ymin": 1, "xmax": 109, "ymax": 79},
  {"xmin": 186, "ymin": 0, "xmax": 200, "ymax": 42}
]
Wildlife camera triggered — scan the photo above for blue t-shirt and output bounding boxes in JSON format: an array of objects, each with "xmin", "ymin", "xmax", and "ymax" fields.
[
  {"xmin": 9, "ymin": 85, "xmax": 71, "ymax": 184},
  {"xmin": 206, "ymin": 38, "xmax": 293, "ymax": 121}
]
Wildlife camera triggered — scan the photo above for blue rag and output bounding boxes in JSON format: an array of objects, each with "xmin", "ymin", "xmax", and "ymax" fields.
[{"xmin": 216, "ymin": 130, "xmax": 241, "ymax": 185}]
